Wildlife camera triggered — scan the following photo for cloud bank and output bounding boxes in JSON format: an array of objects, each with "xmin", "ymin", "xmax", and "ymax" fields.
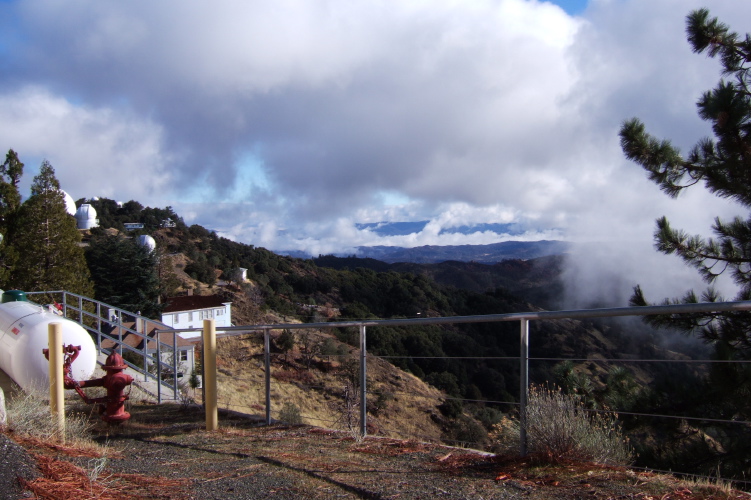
[{"xmin": 1, "ymin": 0, "xmax": 750, "ymax": 305}]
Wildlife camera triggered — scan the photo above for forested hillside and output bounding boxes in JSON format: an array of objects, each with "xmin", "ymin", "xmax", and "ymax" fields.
[{"xmin": 67, "ymin": 196, "xmax": 748, "ymax": 480}]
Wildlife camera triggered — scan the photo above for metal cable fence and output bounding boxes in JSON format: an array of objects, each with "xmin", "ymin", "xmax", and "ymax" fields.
[
  {"xmin": 195, "ymin": 299, "xmax": 751, "ymax": 485},
  {"xmin": 32, "ymin": 292, "xmax": 751, "ymax": 484}
]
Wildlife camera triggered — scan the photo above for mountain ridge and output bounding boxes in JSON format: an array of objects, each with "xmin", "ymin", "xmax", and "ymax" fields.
[{"xmin": 283, "ymin": 239, "xmax": 568, "ymax": 264}]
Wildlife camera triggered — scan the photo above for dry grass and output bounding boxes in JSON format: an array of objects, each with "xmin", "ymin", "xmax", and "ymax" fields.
[
  {"xmin": 491, "ymin": 385, "xmax": 633, "ymax": 466},
  {"xmin": 4, "ymin": 385, "xmax": 96, "ymax": 446},
  {"xmin": 213, "ymin": 332, "xmax": 445, "ymax": 441}
]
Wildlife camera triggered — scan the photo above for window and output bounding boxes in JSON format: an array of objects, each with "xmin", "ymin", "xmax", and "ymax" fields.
[
  {"xmin": 174, "ymin": 313, "xmax": 180, "ymax": 324},
  {"xmin": 216, "ymin": 308, "xmax": 223, "ymax": 316},
  {"xmin": 179, "ymin": 350, "xmax": 188, "ymax": 362},
  {"xmin": 188, "ymin": 312, "xmax": 193, "ymax": 322}
]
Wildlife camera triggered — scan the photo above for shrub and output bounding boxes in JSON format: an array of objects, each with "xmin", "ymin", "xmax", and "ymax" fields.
[
  {"xmin": 320, "ymin": 337, "xmax": 347, "ymax": 357},
  {"xmin": 472, "ymin": 406, "xmax": 503, "ymax": 430},
  {"xmin": 449, "ymin": 416, "xmax": 488, "ymax": 448},
  {"xmin": 438, "ymin": 398, "xmax": 463, "ymax": 419},
  {"xmin": 275, "ymin": 329, "xmax": 296, "ymax": 355},
  {"xmin": 491, "ymin": 385, "xmax": 633, "ymax": 465},
  {"xmin": 274, "ymin": 368, "xmax": 315, "ymax": 385},
  {"xmin": 278, "ymin": 402, "xmax": 303, "ymax": 425}
]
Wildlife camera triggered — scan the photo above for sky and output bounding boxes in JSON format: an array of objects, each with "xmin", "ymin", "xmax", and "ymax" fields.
[{"xmin": 0, "ymin": 0, "xmax": 749, "ymax": 306}]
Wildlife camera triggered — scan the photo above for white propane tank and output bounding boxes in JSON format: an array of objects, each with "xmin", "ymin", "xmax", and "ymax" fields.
[{"xmin": 0, "ymin": 300, "xmax": 97, "ymax": 392}]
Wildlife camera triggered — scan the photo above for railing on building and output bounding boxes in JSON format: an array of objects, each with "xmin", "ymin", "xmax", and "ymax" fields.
[{"xmin": 27, "ymin": 291, "xmax": 180, "ymax": 402}]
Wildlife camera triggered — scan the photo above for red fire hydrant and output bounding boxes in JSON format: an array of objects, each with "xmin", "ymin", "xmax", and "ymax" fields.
[
  {"xmin": 74, "ymin": 352, "xmax": 134, "ymax": 424},
  {"xmin": 46, "ymin": 346, "xmax": 135, "ymax": 424}
]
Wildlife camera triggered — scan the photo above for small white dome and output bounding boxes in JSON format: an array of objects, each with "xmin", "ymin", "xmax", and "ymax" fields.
[
  {"xmin": 61, "ymin": 190, "xmax": 76, "ymax": 216},
  {"xmin": 137, "ymin": 235, "xmax": 157, "ymax": 252},
  {"xmin": 75, "ymin": 204, "xmax": 99, "ymax": 229}
]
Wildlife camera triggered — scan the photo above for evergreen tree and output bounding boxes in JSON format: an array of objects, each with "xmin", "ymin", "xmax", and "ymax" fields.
[
  {"xmin": 620, "ymin": 9, "xmax": 751, "ymax": 353},
  {"xmin": 0, "ymin": 149, "xmax": 24, "ymax": 230},
  {"xmin": 0, "ymin": 149, "xmax": 24, "ymax": 284},
  {"xmin": 85, "ymin": 234, "xmax": 164, "ymax": 318},
  {"xmin": 5, "ymin": 160, "xmax": 93, "ymax": 296}
]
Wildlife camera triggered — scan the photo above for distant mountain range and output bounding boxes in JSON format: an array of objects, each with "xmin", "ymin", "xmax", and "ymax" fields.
[
  {"xmin": 355, "ymin": 221, "xmax": 528, "ymax": 237},
  {"xmin": 353, "ymin": 240, "xmax": 568, "ymax": 264},
  {"xmin": 284, "ymin": 239, "xmax": 569, "ymax": 264}
]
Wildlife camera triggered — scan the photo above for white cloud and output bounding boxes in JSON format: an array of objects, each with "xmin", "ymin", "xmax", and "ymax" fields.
[
  {"xmin": 2, "ymin": 0, "xmax": 585, "ymax": 216},
  {"xmin": 0, "ymin": 86, "xmax": 172, "ymax": 202},
  {"xmin": 1, "ymin": 0, "xmax": 750, "ymax": 305}
]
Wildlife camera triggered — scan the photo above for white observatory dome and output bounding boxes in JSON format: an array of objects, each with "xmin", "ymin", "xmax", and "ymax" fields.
[
  {"xmin": 61, "ymin": 190, "xmax": 76, "ymax": 216},
  {"xmin": 75, "ymin": 204, "xmax": 99, "ymax": 230},
  {"xmin": 137, "ymin": 234, "xmax": 157, "ymax": 253}
]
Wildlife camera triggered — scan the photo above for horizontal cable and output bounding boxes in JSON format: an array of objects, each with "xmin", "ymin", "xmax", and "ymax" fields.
[
  {"xmin": 530, "ymin": 357, "xmax": 751, "ymax": 364},
  {"xmin": 374, "ymin": 355, "xmax": 519, "ymax": 361},
  {"xmin": 582, "ymin": 407, "xmax": 751, "ymax": 426},
  {"xmin": 386, "ymin": 389, "xmax": 519, "ymax": 407}
]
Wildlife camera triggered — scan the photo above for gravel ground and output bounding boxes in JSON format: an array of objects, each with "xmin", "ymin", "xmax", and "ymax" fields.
[
  {"xmin": 4, "ymin": 404, "xmax": 746, "ymax": 499},
  {"xmin": 0, "ymin": 433, "xmax": 39, "ymax": 499}
]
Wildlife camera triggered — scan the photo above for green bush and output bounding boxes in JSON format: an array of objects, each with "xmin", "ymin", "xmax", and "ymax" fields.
[
  {"xmin": 278, "ymin": 402, "xmax": 303, "ymax": 425},
  {"xmin": 449, "ymin": 416, "xmax": 488, "ymax": 448}
]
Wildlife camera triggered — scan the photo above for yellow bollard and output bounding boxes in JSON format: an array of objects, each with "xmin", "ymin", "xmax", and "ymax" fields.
[
  {"xmin": 202, "ymin": 319, "xmax": 218, "ymax": 431},
  {"xmin": 48, "ymin": 322, "xmax": 65, "ymax": 442}
]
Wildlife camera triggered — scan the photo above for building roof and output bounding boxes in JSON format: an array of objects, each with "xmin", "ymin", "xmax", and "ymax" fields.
[
  {"xmin": 101, "ymin": 321, "xmax": 195, "ymax": 351},
  {"xmin": 162, "ymin": 295, "xmax": 230, "ymax": 313}
]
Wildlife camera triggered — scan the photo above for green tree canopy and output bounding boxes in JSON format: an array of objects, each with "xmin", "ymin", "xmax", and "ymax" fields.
[
  {"xmin": 0, "ymin": 149, "xmax": 25, "ymax": 284},
  {"xmin": 85, "ymin": 234, "xmax": 164, "ymax": 318},
  {"xmin": 0, "ymin": 149, "xmax": 24, "ymax": 230},
  {"xmin": 620, "ymin": 9, "xmax": 751, "ymax": 352},
  {"xmin": 4, "ymin": 160, "xmax": 93, "ymax": 296}
]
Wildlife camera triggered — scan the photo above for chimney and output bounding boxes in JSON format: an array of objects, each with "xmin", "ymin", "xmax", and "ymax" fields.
[{"xmin": 187, "ymin": 288, "xmax": 193, "ymax": 296}]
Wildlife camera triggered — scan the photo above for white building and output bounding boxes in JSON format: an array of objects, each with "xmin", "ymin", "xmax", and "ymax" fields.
[
  {"xmin": 161, "ymin": 295, "xmax": 232, "ymax": 335},
  {"xmin": 61, "ymin": 190, "xmax": 77, "ymax": 216},
  {"xmin": 234, "ymin": 267, "xmax": 248, "ymax": 283},
  {"xmin": 101, "ymin": 320, "xmax": 196, "ymax": 380},
  {"xmin": 75, "ymin": 204, "xmax": 99, "ymax": 229},
  {"xmin": 137, "ymin": 234, "xmax": 157, "ymax": 253}
]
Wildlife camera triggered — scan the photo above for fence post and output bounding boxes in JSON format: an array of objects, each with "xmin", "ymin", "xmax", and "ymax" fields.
[
  {"xmin": 77, "ymin": 295, "xmax": 83, "ymax": 325},
  {"xmin": 96, "ymin": 302, "xmax": 102, "ymax": 354},
  {"xmin": 172, "ymin": 331, "xmax": 178, "ymax": 400},
  {"xmin": 519, "ymin": 319, "xmax": 529, "ymax": 456},
  {"xmin": 142, "ymin": 321, "xmax": 149, "ymax": 382},
  {"xmin": 359, "ymin": 324, "xmax": 367, "ymax": 438},
  {"xmin": 48, "ymin": 322, "xmax": 65, "ymax": 442},
  {"xmin": 156, "ymin": 337, "xmax": 162, "ymax": 404},
  {"xmin": 203, "ymin": 319, "xmax": 218, "ymax": 431},
  {"xmin": 264, "ymin": 328, "xmax": 271, "ymax": 425}
]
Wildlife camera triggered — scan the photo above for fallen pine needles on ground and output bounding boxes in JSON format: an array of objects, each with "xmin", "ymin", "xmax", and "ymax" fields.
[{"xmin": 19, "ymin": 453, "xmax": 190, "ymax": 500}]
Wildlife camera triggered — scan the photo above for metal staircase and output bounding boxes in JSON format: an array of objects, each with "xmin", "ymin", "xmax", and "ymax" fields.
[{"xmin": 28, "ymin": 291, "xmax": 186, "ymax": 403}]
